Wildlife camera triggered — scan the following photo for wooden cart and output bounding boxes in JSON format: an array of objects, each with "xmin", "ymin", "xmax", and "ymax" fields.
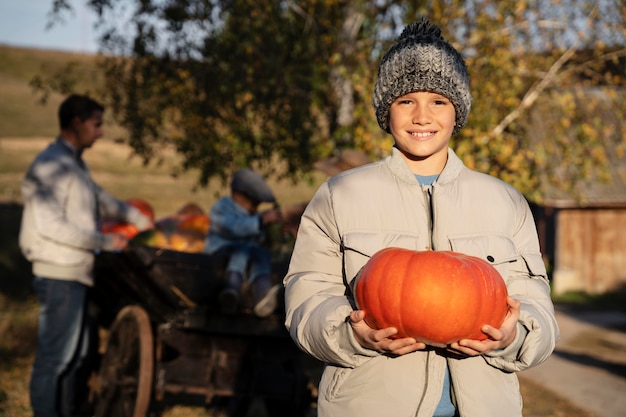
[{"xmin": 89, "ymin": 245, "xmax": 315, "ymax": 417}]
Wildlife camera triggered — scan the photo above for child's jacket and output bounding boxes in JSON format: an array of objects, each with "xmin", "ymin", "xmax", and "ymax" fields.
[{"xmin": 284, "ymin": 147, "xmax": 559, "ymax": 417}]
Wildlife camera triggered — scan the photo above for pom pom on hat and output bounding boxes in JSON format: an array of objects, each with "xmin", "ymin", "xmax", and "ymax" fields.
[{"xmin": 372, "ymin": 18, "xmax": 472, "ymax": 134}]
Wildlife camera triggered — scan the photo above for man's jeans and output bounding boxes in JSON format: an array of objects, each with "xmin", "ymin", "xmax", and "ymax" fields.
[{"xmin": 30, "ymin": 277, "xmax": 90, "ymax": 417}]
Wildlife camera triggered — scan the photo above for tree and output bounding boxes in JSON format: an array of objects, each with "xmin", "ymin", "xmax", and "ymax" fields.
[{"xmin": 44, "ymin": 0, "xmax": 626, "ymax": 201}]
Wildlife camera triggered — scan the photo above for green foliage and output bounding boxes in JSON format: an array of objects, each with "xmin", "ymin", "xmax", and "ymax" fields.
[{"xmin": 44, "ymin": 0, "xmax": 626, "ymax": 201}]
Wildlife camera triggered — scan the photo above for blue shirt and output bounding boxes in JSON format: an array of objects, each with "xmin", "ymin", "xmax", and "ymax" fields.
[{"xmin": 416, "ymin": 174, "xmax": 456, "ymax": 417}]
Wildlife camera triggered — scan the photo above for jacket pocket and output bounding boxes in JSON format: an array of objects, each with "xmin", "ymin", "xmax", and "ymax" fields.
[
  {"xmin": 341, "ymin": 232, "xmax": 423, "ymax": 290},
  {"xmin": 448, "ymin": 234, "xmax": 519, "ymax": 282}
]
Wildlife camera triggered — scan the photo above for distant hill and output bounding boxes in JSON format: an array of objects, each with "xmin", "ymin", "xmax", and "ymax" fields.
[{"xmin": 0, "ymin": 45, "xmax": 106, "ymax": 138}]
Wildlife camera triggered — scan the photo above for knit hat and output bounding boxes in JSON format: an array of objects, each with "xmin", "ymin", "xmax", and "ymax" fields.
[
  {"xmin": 231, "ymin": 169, "xmax": 276, "ymax": 203},
  {"xmin": 373, "ymin": 18, "xmax": 472, "ymax": 135}
]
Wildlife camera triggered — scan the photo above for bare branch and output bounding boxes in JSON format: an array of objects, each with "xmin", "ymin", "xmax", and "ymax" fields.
[{"xmin": 487, "ymin": 43, "xmax": 578, "ymax": 140}]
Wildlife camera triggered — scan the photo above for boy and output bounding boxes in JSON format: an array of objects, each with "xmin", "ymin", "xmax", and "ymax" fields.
[
  {"xmin": 205, "ymin": 169, "xmax": 282, "ymax": 317},
  {"xmin": 284, "ymin": 19, "xmax": 559, "ymax": 417}
]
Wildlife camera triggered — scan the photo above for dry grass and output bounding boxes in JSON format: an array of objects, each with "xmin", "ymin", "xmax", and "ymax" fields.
[
  {"xmin": 0, "ymin": 295, "xmax": 38, "ymax": 417},
  {"xmin": 0, "ymin": 45, "xmax": 103, "ymax": 138},
  {"xmin": 519, "ymin": 376, "xmax": 598, "ymax": 417},
  {"xmin": 0, "ymin": 137, "xmax": 323, "ymax": 217}
]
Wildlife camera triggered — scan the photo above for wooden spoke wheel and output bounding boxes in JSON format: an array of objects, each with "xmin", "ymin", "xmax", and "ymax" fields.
[{"xmin": 95, "ymin": 305, "xmax": 154, "ymax": 417}]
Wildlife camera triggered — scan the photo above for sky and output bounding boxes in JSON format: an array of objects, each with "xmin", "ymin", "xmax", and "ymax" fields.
[{"xmin": 0, "ymin": 0, "xmax": 100, "ymax": 54}]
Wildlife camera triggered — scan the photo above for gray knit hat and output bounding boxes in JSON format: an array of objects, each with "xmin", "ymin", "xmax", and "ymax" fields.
[{"xmin": 373, "ymin": 18, "xmax": 472, "ymax": 134}]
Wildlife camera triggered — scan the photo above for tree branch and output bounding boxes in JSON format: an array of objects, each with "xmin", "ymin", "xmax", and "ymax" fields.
[{"xmin": 488, "ymin": 42, "xmax": 578, "ymax": 139}]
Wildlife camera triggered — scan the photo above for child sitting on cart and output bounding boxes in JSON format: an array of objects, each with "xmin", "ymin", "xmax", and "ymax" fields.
[{"xmin": 204, "ymin": 169, "xmax": 283, "ymax": 317}]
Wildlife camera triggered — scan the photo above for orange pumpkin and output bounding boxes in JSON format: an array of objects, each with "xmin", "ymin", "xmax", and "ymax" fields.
[
  {"xmin": 177, "ymin": 214, "xmax": 210, "ymax": 235},
  {"xmin": 101, "ymin": 220, "xmax": 140, "ymax": 240},
  {"xmin": 354, "ymin": 248, "xmax": 509, "ymax": 346},
  {"xmin": 169, "ymin": 229, "xmax": 206, "ymax": 253},
  {"xmin": 176, "ymin": 202, "xmax": 205, "ymax": 217},
  {"xmin": 126, "ymin": 198, "xmax": 155, "ymax": 221}
]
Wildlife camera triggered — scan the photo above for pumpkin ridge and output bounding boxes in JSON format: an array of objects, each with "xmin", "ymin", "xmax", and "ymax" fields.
[
  {"xmin": 464, "ymin": 257, "xmax": 489, "ymax": 340},
  {"xmin": 434, "ymin": 253, "xmax": 474, "ymax": 344},
  {"xmin": 368, "ymin": 250, "xmax": 388, "ymax": 331},
  {"xmin": 379, "ymin": 248, "xmax": 405, "ymax": 332},
  {"xmin": 394, "ymin": 249, "xmax": 415, "ymax": 338},
  {"xmin": 359, "ymin": 248, "xmax": 390, "ymax": 331}
]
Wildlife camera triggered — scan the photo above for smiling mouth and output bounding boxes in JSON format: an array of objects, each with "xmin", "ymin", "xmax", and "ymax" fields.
[{"xmin": 410, "ymin": 131, "xmax": 436, "ymax": 138}]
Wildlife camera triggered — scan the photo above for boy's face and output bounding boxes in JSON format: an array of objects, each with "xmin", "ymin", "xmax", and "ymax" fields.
[
  {"xmin": 388, "ymin": 91, "xmax": 456, "ymax": 175},
  {"xmin": 232, "ymin": 191, "xmax": 260, "ymax": 214}
]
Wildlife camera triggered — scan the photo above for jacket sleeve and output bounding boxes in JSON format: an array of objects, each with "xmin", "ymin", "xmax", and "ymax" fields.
[
  {"xmin": 284, "ymin": 183, "xmax": 378, "ymax": 367},
  {"xmin": 96, "ymin": 185, "xmax": 151, "ymax": 229},
  {"xmin": 484, "ymin": 193, "xmax": 560, "ymax": 372}
]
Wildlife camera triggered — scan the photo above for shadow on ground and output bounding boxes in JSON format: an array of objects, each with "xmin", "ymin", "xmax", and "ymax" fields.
[{"xmin": 553, "ymin": 349, "xmax": 626, "ymax": 379}]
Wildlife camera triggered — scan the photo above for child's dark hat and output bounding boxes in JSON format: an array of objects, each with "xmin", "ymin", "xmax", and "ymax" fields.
[{"xmin": 231, "ymin": 169, "xmax": 276, "ymax": 203}]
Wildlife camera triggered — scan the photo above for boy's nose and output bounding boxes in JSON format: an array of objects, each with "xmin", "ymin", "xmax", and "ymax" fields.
[{"xmin": 412, "ymin": 107, "xmax": 431, "ymax": 124}]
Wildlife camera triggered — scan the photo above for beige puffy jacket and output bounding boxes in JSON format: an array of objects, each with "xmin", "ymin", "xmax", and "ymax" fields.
[{"xmin": 284, "ymin": 147, "xmax": 559, "ymax": 417}]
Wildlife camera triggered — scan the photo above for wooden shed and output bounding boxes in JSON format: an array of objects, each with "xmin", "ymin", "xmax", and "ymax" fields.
[{"xmin": 532, "ymin": 197, "xmax": 626, "ymax": 295}]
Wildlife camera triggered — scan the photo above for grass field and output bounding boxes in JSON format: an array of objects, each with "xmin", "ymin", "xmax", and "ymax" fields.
[
  {"xmin": 0, "ymin": 45, "xmax": 104, "ymax": 139},
  {"xmin": 0, "ymin": 136, "xmax": 322, "ymax": 217}
]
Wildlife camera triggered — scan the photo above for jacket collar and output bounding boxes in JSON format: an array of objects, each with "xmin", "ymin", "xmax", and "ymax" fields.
[
  {"xmin": 55, "ymin": 136, "xmax": 88, "ymax": 170},
  {"xmin": 386, "ymin": 146, "xmax": 465, "ymax": 186},
  {"xmin": 55, "ymin": 136, "xmax": 80, "ymax": 157}
]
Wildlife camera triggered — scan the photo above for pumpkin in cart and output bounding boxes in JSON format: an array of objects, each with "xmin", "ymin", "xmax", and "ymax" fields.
[
  {"xmin": 169, "ymin": 228, "xmax": 206, "ymax": 253},
  {"xmin": 177, "ymin": 214, "xmax": 210, "ymax": 235},
  {"xmin": 354, "ymin": 248, "xmax": 509, "ymax": 346},
  {"xmin": 100, "ymin": 219, "xmax": 140, "ymax": 240}
]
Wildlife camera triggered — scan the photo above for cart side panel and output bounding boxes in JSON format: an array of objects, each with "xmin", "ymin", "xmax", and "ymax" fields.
[{"xmin": 93, "ymin": 246, "xmax": 228, "ymax": 325}]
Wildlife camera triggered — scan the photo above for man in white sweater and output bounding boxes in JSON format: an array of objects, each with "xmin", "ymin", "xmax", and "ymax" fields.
[{"xmin": 19, "ymin": 94, "xmax": 152, "ymax": 417}]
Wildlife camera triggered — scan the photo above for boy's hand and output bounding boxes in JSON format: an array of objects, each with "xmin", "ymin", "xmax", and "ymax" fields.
[
  {"xmin": 448, "ymin": 297, "xmax": 521, "ymax": 356},
  {"xmin": 260, "ymin": 208, "xmax": 282, "ymax": 225},
  {"xmin": 348, "ymin": 310, "xmax": 426, "ymax": 356},
  {"xmin": 110, "ymin": 233, "xmax": 129, "ymax": 250}
]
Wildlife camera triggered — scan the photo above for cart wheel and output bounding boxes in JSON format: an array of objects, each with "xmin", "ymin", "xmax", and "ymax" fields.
[{"xmin": 95, "ymin": 305, "xmax": 154, "ymax": 417}]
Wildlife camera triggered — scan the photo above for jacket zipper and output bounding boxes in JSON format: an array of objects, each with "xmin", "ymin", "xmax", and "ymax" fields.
[
  {"xmin": 427, "ymin": 186, "xmax": 435, "ymax": 250},
  {"xmin": 415, "ymin": 185, "xmax": 436, "ymax": 416}
]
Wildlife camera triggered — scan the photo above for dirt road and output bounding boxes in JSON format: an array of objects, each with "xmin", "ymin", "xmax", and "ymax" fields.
[{"xmin": 520, "ymin": 307, "xmax": 626, "ymax": 417}]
